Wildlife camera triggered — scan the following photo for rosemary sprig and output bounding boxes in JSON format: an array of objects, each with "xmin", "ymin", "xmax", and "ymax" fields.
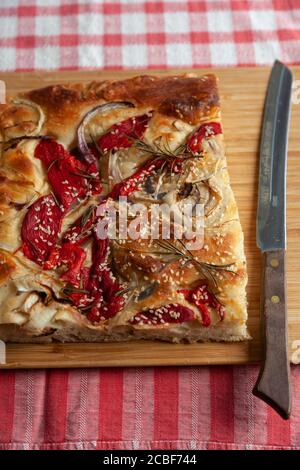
[
  {"xmin": 61, "ymin": 286, "xmax": 89, "ymax": 296},
  {"xmin": 115, "ymin": 285, "xmax": 134, "ymax": 297},
  {"xmin": 2, "ymin": 135, "xmax": 50, "ymax": 152},
  {"xmin": 77, "ymin": 225, "xmax": 96, "ymax": 240},
  {"xmin": 79, "ymin": 301, "xmax": 98, "ymax": 312},
  {"xmin": 114, "ymin": 237, "xmax": 236, "ymax": 288},
  {"xmin": 80, "ymin": 204, "xmax": 96, "ymax": 229},
  {"xmin": 70, "ymin": 170, "xmax": 98, "ymax": 180},
  {"xmin": 154, "ymin": 239, "xmax": 237, "ymax": 287},
  {"xmin": 50, "ymin": 190, "xmax": 60, "ymax": 208},
  {"xmin": 65, "ymin": 204, "xmax": 97, "ymax": 240},
  {"xmin": 115, "ymin": 279, "xmax": 138, "ymax": 309},
  {"xmin": 47, "ymin": 159, "xmax": 58, "ymax": 172},
  {"xmin": 206, "ymin": 218, "xmax": 239, "ymax": 231},
  {"xmin": 134, "ymin": 137, "xmax": 190, "ymax": 161},
  {"xmin": 61, "ymin": 288, "xmax": 97, "ymax": 313},
  {"xmin": 89, "ymin": 131, "xmax": 104, "ymax": 158}
]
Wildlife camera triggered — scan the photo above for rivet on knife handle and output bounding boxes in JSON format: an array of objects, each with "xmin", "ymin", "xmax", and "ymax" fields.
[{"xmin": 253, "ymin": 250, "xmax": 291, "ymax": 419}]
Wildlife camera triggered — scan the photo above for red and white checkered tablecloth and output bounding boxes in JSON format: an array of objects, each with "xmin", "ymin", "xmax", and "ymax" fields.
[{"xmin": 0, "ymin": 0, "xmax": 300, "ymax": 451}]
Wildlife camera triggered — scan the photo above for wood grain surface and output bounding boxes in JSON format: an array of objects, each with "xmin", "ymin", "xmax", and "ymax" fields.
[{"xmin": 0, "ymin": 66, "xmax": 299, "ymax": 368}]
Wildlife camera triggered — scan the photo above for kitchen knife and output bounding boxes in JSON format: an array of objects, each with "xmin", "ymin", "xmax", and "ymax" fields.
[{"xmin": 253, "ymin": 60, "xmax": 293, "ymax": 419}]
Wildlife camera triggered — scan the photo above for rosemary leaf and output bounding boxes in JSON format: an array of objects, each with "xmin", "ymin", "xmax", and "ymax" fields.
[
  {"xmin": 70, "ymin": 171, "xmax": 98, "ymax": 180},
  {"xmin": 50, "ymin": 191, "xmax": 60, "ymax": 208},
  {"xmin": 80, "ymin": 204, "xmax": 96, "ymax": 229},
  {"xmin": 89, "ymin": 131, "xmax": 104, "ymax": 157},
  {"xmin": 61, "ymin": 286, "xmax": 89, "ymax": 296},
  {"xmin": 47, "ymin": 159, "xmax": 58, "ymax": 173}
]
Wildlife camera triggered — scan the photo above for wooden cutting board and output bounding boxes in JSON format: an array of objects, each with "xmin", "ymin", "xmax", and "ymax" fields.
[{"xmin": 0, "ymin": 67, "xmax": 299, "ymax": 369}]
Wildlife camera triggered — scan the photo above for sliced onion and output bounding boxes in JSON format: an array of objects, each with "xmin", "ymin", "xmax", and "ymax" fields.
[
  {"xmin": 201, "ymin": 180, "xmax": 222, "ymax": 219},
  {"xmin": 172, "ymin": 179, "xmax": 223, "ymax": 233},
  {"xmin": 154, "ymin": 171, "xmax": 166, "ymax": 199},
  {"xmin": 108, "ymin": 151, "xmax": 123, "ymax": 188},
  {"xmin": 12, "ymin": 98, "xmax": 45, "ymax": 137},
  {"xmin": 77, "ymin": 102, "xmax": 134, "ymax": 164}
]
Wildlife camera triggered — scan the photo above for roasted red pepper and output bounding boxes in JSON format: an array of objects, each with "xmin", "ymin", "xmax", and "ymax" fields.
[
  {"xmin": 59, "ymin": 243, "xmax": 87, "ymax": 287},
  {"xmin": 44, "ymin": 242, "xmax": 87, "ymax": 286},
  {"xmin": 179, "ymin": 283, "xmax": 225, "ymax": 327},
  {"xmin": 43, "ymin": 245, "xmax": 61, "ymax": 270},
  {"xmin": 108, "ymin": 159, "xmax": 164, "ymax": 199},
  {"xmin": 98, "ymin": 112, "xmax": 153, "ymax": 153},
  {"xmin": 21, "ymin": 194, "xmax": 63, "ymax": 265},
  {"xmin": 62, "ymin": 205, "xmax": 98, "ymax": 245},
  {"xmin": 92, "ymin": 238, "xmax": 109, "ymax": 265},
  {"xmin": 35, "ymin": 139, "xmax": 101, "ymax": 210},
  {"xmin": 86, "ymin": 239, "xmax": 125, "ymax": 322},
  {"xmin": 22, "ymin": 139, "xmax": 102, "ymax": 266},
  {"xmin": 187, "ymin": 122, "xmax": 222, "ymax": 155},
  {"xmin": 61, "ymin": 237, "xmax": 125, "ymax": 322},
  {"xmin": 129, "ymin": 303, "xmax": 195, "ymax": 325},
  {"xmin": 86, "ymin": 266, "xmax": 125, "ymax": 323},
  {"xmin": 108, "ymin": 158, "xmax": 182, "ymax": 199},
  {"xmin": 66, "ymin": 266, "xmax": 91, "ymax": 310}
]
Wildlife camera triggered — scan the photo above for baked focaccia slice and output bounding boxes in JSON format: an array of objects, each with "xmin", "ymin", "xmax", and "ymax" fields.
[{"xmin": 0, "ymin": 73, "xmax": 249, "ymax": 343}]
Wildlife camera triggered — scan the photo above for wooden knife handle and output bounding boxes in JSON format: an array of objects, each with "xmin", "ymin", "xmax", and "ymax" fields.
[{"xmin": 253, "ymin": 249, "xmax": 291, "ymax": 419}]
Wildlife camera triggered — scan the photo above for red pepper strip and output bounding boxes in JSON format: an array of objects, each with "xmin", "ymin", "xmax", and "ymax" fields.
[
  {"xmin": 62, "ymin": 205, "xmax": 99, "ymax": 245},
  {"xmin": 187, "ymin": 122, "xmax": 222, "ymax": 155},
  {"xmin": 67, "ymin": 267, "xmax": 91, "ymax": 309},
  {"xmin": 59, "ymin": 243, "xmax": 87, "ymax": 287},
  {"xmin": 56, "ymin": 237, "xmax": 124, "ymax": 322},
  {"xmin": 35, "ymin": 139, "xmax": 102, "ymax": 210},
  {"xmin": 92, "ymin": 238, "xmax": 109, "ymax": 265},
  {"xmin": 108, "ymin": 158, "xmax": 182, "ymax": 200},
  {"xmin": 44, "ymin": 242, "xmax": 86, "ymax": 287},
  {"xmin": 21, "ymin": 194, "xmax": 63, "ymax": 266},
  {"xmin": 98, "ymin": 112, "xmax": 153, "ymax": 153},
  {"xmin": 178, "ymin": 283, "xmax": 225, "ymax": 327},
  {"xmin": 43, "ymin": 246, "xmax": 61, "ymax": 270},
  {"xmin": 86, "ymin": 267, "xmax": 125, "ymax": 323},
  {"xmin": 85, "ymin": 162, "xmax": 102, "ymax": 195},
  {"xmin": 43, "ymin": 205, "xmax": 100, "ymax": 270},
  {"xmin": 85, "ymin": 239, "xmax": 125, "ymax": 322},
  {"xmin": 129, "ymin": 303, "xmax": 195, "ymax": 325}
]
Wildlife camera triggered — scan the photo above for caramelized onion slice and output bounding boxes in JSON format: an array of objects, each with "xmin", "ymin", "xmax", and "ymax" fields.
[
  {"xmin": 108, "ymin": 151, "xmax": 123, "ymax": 188},
  {"xmin": 6, "ymin": 98, "xmax": 45, "ymax": 136},
  {"xmin": 77, "ymin": 102, "xmax": 134, "ymax": 164}
]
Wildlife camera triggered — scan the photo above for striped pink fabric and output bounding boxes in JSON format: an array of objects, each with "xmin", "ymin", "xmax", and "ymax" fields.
[
  {"xmin": 1, "ymin": 367, "xmax": 300, "ymax": 449},
  {"xmin": 0, "ymin": 0, "xmax": 300, "ymax": 450}
]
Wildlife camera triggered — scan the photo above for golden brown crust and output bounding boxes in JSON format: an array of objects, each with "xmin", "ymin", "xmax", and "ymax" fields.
[
  {"xmin": 23, "ymin": 74, "xmax": 219, "ymax": 124},
  {"xmin": 0, "ymin": 74, "xmax": 219, "ymax": 145},
  {"xmin": 0, "ymin": 250, "xmax": 16, "ymax": 285},
  {"xmin": 0, "ymin": 102, "xmax": 41, "ymax": 140},
  {"xmin": 99, "ymin": 74, "xmax": 219, "ymax": 124}
]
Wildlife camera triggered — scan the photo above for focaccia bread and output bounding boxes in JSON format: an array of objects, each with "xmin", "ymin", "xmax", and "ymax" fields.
[{"xmin": 0, "ymin": 74, "xmax": 249, "ymax": 343}]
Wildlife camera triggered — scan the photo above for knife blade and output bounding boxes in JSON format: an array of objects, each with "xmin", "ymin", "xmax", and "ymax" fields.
[{"xmin": 253, "ymin": 60, "xmax": 293, "ymax": 419}]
